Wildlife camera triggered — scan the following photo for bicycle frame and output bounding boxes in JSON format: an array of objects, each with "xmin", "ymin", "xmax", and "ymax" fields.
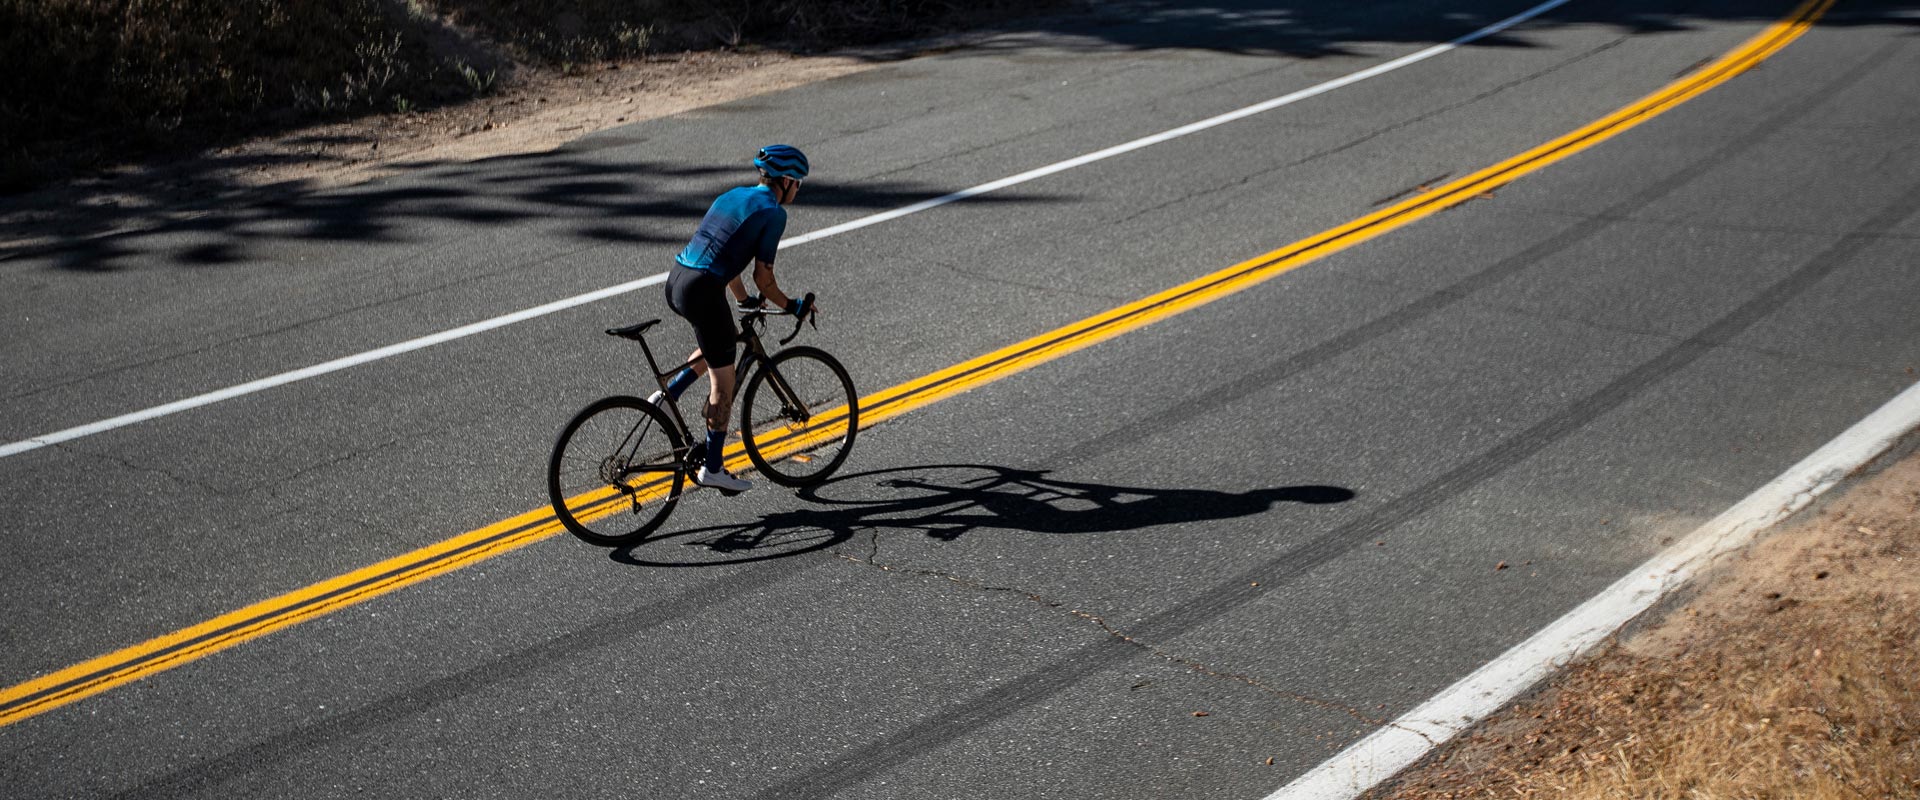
[
  {"xmin": 552, "ymin": 300, "xmax": 850, "ymax": 544},
  {"xmin": 627, "ymin": 312, "xmax": 791, "ymax": 452}
]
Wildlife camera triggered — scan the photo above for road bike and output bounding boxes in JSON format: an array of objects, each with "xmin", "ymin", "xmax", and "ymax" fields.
[{"xmin": 547, "ymin": 295, "xmax": 858, "ymax": 546}]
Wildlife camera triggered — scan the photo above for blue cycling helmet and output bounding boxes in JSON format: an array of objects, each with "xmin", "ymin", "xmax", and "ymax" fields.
[{"xmin": 753, "ymin": 144, "xmax": 810, "ymax": 180}]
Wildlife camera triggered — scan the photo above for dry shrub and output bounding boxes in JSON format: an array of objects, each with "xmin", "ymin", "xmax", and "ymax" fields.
[
  {"xmin": 420, "ymin": 0, "xmax": 667, "ymax": 66},
  {"xmin": 1375, "ymin": 462, "xmax": 1920, "ymax": 800},
  {"xmin": 0, "ymin": 0, "xmax": 468, "ymax": 189},
  {"xmin": 0, "ymin": 0, "xmax": 1072, "ymax": 191},
  {"xmin": 421, "ymin": 0, "xmax": 1069, "ymax": 65},
  {"xmin": 1538, "ymin": 594, "xmax": 1920, "ymax": 799}
]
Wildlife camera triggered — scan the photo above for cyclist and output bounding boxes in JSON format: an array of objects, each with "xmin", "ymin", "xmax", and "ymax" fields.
[{"xmin": 654, "ymin": 144, "xmax": 815, "ymax": 494}]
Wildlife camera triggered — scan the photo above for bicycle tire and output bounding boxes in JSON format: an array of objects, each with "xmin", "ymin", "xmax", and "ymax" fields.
[
  {"xmin": 739, "ymin": 347, "xmax": 858, "ymax": 486},
  {"xmin": 548, "ymin": 396, "xmax": 686, "ymax": 546}
]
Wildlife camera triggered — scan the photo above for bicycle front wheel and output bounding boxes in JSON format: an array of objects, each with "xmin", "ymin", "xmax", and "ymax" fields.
[
  {"xmin": 548, "ymin": 396, "xmax": 685, "ymax": 546},
  {"xmin": 740, "ymin": 347, "xmax": 858, "ymax": 486}
]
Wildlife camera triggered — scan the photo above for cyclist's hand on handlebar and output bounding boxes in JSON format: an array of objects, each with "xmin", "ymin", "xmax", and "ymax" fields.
[
  {"xmin": 774, "ymin": 292, "xmax": 817, "ymax": 345},
  {"xmin": 736, "ymin": 294, "xmax": 766, "ymax": 312}
]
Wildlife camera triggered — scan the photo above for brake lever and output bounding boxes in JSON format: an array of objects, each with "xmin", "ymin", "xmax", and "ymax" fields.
[{"xmin": 778, "ymin": 310, "xmax": 805, "ymax": 345}]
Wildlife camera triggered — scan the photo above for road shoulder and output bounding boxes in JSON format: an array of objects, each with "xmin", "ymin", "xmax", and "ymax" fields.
[{"xmin": 1368, "ymin": 436, "xmax": 1920, "ymax": 799}]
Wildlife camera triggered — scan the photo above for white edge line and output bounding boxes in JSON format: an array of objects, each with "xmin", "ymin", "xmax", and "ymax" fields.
[
  {"xmin": 0, "ymin": 274, "xmax": 667, "ymax": 459},
  {"xmin": 783, "ymin": 0, "xmax": 1573, "ymax": 247},
  {"xmin": 1264, "ymin": 378, "xmax": 1920, "ymax": 800},
  {"xmin": 0, "ymin": 0, "xmax": 1573, "ymax": 459}
]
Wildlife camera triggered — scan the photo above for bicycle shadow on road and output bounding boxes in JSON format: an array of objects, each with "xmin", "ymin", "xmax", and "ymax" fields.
[{"xmin": 608, "ymin": 463, "xmax": 1354, "ymax": 568}]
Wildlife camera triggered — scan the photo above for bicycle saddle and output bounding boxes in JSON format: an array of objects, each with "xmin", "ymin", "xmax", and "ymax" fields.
[{"xmin": 605, "ymin": 320, "xmax": 661, "ymax": 340}]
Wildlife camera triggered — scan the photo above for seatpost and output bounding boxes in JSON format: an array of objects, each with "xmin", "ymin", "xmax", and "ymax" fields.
[
  {"xmin": 632, "ymin": 332, "xmax": 701, "ymax": 441},
  {"xmin": 633, "ymin": 335, "xmax": 670, "ymax": 394}
]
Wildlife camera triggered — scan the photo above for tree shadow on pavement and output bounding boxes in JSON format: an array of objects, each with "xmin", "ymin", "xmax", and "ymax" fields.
[
  {"xmin": 938, "ymin": 0, "xmax": 1918, "ymax": 61},
  {"xmin": 7, "ymin": 0, "xmax": 1911, "ymax": 273},
  {"xmin": 608, "ymin": 463, "xmax": 1356, "ymax": 567},
  {"xmin": 2, "ymin": 153, "xmax": 1066, "ymax": 273}
]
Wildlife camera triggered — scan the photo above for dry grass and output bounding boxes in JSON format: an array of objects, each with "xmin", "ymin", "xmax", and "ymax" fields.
[
  {"xmin": 1533, "ymin": 596, "xmax": 1920, "ymax": 798},
  {"xmin": 1374, "ymin": 450, "xmax": 1920, "ymax": 800}
]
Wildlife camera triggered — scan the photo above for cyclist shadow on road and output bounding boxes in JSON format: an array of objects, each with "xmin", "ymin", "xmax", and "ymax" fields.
[{"xmin": 608, "ymin": 463, "xmax": 1354, "ymax": 568}]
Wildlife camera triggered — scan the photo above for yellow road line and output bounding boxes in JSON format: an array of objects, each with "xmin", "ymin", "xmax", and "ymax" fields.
[{"xmin": 0, "ymin": 0, "xmax": 1831, "ymax": 728}]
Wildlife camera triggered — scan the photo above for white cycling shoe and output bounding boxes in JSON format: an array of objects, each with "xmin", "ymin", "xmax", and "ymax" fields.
[
  {"xmin": 694, "ymin": 465, "xmax": 752, "ymax": 494},
  {"xmin": 645, "ymin": 390, "xmax": 669, "ymax": 410}
]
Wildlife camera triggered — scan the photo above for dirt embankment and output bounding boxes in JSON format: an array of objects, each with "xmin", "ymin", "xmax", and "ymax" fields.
[
  {"xmin": 1372, "ymin": 443, "xmax": 1920, "ymax": 799},
  {"xmin": 0, "ymin": 48, "xmax": 873, "ymax": 255},
  {"xmin": 0, "ymin": 0, "xmax": 1056, "ymax": 191},
  {"xmin": 0, "ymin": 0, "xmax": 1068, "ymax": 254}
]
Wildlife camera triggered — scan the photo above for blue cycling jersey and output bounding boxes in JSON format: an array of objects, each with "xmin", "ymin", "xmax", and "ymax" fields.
[{"xmin": 674, "ymin": 185, "xmax": 787, "ymax": 281}]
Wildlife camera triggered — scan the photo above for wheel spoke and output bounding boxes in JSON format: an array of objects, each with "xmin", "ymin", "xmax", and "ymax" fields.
[
  {"xmin": 547, "ymin": 398, "xmax": 684, "ymax": 546},
  {"xmin": 741, "ymin": 348, "xmax": 857, "ymax": 487}
]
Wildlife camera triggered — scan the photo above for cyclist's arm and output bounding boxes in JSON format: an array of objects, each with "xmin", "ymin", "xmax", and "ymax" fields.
[
  {"xmin": 748, "ymin": 209, "xmax": 796, "ymax": 312},
  {"xmin": 750, "ymin": 259, "xmax": 793, "ymax": 311},
  {"xmin": 727, "ymin": 275, "xmax": 754, "ymax": 305}
]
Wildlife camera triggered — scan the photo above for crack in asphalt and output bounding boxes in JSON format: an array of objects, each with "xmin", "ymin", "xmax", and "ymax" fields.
[
  {"xmin": 33, "ymin": 427, "xmax": 446, "ymax": 552},
  {"xmin": 47, "ymin": 440, "xmax": 230, "ymax": 498},
  {"xmin": 829, "ymin": 546, "xmax": 1407, "ymax": 737},
  {"xmin": 255, "ymin": 430, "xmax": 434, "ymax": 496}
]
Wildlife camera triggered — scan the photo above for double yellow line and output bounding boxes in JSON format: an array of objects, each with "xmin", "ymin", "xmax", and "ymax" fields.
[{"xmin": 0, "ymin": 0, "xmax": 1832, "ymax": 728}]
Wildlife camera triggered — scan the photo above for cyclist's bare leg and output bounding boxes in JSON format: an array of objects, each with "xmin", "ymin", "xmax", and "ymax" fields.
[
  {"xmin": 694, "ymin": 363, "xmax": 750, "ymax": 490},
  {"xmin": 666, "ymin": 347, "xmax": 730, "ymax": 439},
  {"xmin": 679, "ymin": 350, "xmax": 710, "ymax": 379},
  {"xmin": 657, "ymin": 351, "xmax": 707, "ymax": 403}
]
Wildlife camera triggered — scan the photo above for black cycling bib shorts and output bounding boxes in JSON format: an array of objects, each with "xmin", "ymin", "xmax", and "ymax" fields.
[{"xmin": 665, "ymin": 265, "xmax": 738, "ymax": 369}]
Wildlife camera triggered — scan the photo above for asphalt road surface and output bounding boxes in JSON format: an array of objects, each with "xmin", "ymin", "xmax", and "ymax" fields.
[{"xmin": 4, "ymin": 1, "xmax": 1918, "ymax": 797}]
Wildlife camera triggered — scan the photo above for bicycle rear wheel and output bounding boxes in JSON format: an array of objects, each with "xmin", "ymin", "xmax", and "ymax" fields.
[
  {"xmin": 740, "ymin": 346, "xmax": 858, "ymax": 486},
  {"xmin": 548, "ymin": 396, "xmax": 685, "ymax": 546}
]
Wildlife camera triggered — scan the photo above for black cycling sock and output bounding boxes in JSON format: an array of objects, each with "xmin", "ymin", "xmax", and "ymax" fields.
[{"xmin": 704, "ymin": 428, "xmax": 728, "ymax": 470}]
